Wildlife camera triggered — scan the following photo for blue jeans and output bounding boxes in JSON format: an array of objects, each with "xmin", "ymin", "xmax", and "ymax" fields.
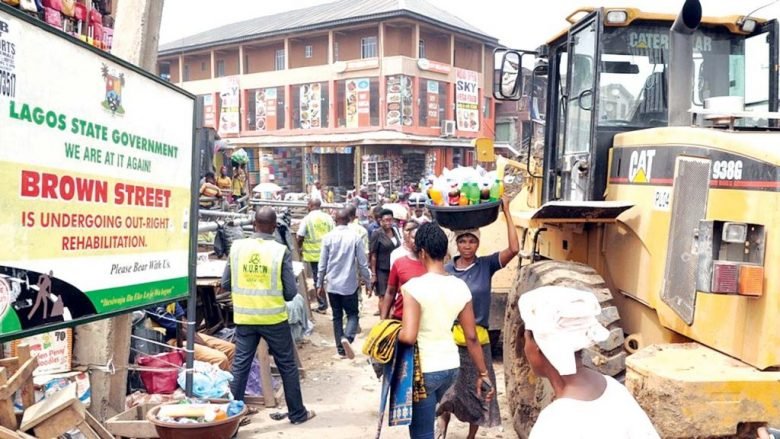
[
  {"xmin": 230, "ymin": 322, "xmax": 308, "ymax": 423},
  {"xmin": 328, "ymin": 291, "xmax": 358, "ymax": 355},
  {"xmin": 409, "ymin": 368, "xmax": 459, "ymax": 439}
]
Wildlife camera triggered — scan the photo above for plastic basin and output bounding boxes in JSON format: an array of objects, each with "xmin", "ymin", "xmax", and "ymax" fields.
[
  {"xmin": 146, "ymin": 402, "xmax": 247, "ymax": 439},
  {"xmin": 428, "ymin": 201, "xmax": 501, "ymax": 230}
]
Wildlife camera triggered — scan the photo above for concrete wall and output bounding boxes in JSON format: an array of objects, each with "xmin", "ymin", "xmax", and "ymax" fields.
[
  {"xmin": 215, "ymin": 51, "xmax": 240, "ymax": 77},
  {"xmin": 335, "ymin": 26, "xmax": 378, "ymax": 61},
  {"xmin": 454, "ymin": 39, "xmax": 481, "ymax": 72},
  {"xmin": 245, "ymin": 43, "xmax": 284, "ymax": 74},
  {"xmin": 168, "ymin": 61, "xmax": 180, "ymax": 82},
  {"xmin": 184, "ymin": 54, "xmax": 212, "ymax": 81},
  {"xmin": 290, "ymin": 34, "xmax": 329, "ymax": 68},
  {"xmin": 383, "ymin": 25, "xmax": 413, "ymax": 57},
  {"xmin": 420, "ymin": 30, "xmax": 449, "ymax": 64}
]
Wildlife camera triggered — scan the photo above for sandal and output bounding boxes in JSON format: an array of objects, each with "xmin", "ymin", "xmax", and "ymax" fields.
[
  {"xmin": 245, "ymin": 406, "xmax": 259, "ymax": 416},
  {"xmin": 239, "ymin": 417, "xmax": 252, "ymax": 427},
  {"xmin": 290, "ymin": 410, "xmax": 316, "ymax": 425},
  {"xmin": 269, "ymin": 411, "xmax": 289, "ymax": 421}
]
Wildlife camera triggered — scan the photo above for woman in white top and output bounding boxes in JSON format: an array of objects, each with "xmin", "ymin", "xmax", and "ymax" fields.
[
  {"xmin": 518, "ymin": 286, "xmax": 660, "ymax": 439},
  {"xmin": 398, "ymin": 223, "xmax": 495, "ymax": 439}
]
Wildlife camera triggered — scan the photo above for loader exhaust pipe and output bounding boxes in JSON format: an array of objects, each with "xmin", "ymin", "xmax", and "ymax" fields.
[{"xmin": 668, "ymin": 0, "xmax": 702, "ymax": 126}]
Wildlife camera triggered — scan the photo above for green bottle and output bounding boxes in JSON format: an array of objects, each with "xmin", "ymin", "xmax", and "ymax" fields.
[
  {"xmin": 489, "ymin": 179, "xmax": 500, "ymax": 202},
  {"xmin": 467, "ymin": 182, "xmax": 479, "ymax": 205}
]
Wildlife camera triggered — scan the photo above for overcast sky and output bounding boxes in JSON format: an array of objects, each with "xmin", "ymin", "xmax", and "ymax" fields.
[{"xmin": 160, "ymin": 0, "xmax": 779, "ymax": 50}]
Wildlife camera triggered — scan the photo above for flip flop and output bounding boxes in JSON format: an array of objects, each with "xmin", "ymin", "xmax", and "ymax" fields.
[
  {"xmin": 290, "ymin": 410, "xmax": 316, "ymax": 425},
  {"xmin": 239, "ymin": 417, "xmax": 252, "ymax": 427},
  {"xmin": 246, "ymin": 406, "xmax": 259, "ymax": 416},
  {"xmin": 269, "ymin": 411, "xmax": 289, "ymax": 421}
]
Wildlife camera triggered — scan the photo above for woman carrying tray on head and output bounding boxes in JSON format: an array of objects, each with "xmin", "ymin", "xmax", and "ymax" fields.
[{"xmin": 437, "ymin": 195, "xmax": 519, "ymax": 439}]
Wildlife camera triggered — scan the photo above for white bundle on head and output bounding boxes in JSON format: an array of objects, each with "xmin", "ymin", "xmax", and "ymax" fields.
[{"xmin": 518, "ymin": 286, "xmax": 610, "ymax": 376}]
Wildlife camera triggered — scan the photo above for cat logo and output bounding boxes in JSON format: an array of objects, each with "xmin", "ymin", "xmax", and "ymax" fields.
[
  {"xmin": 628, "ymin": 149, "xmax": 656, "ymax": 183},
  {"xmin": 629, "ymin": 32, "xmax": 712, "ymax": 52}
]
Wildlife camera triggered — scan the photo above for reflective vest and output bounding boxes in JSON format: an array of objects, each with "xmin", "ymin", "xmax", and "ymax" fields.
[
  {"xmin": 230, "ymin": 238, "xmax": 288, "ymax": 325},
  {"xmin": 301, "ymin": 211, "xmax": 334, "ymax": 262}
]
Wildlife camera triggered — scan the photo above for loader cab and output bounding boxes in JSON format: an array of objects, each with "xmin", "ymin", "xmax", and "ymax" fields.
[{"xmin": 496, "ymin": 8, "xmax": 779, "ymax": 203}]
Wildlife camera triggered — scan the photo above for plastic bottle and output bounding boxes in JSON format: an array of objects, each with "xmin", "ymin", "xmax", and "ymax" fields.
[
  {"xmin": 458, "ymin": 192, "xmax": 469, "ymax": 206},
  {"xmin": 467, "ymin": 182, "xmax": 480, "ymax": 205},
  {"xmin": 429, "ymin": 187, "xmax": 444, "ymax": 206},
  {"xmin": 489, "ymin": 179, "xmax": 500, "ymax": 202},
  {"xmin": 498, "ymin": 179, "xmax": 505, "ymax": 198},
  {"xmin": 448, "ymin": 183, "xmax": 461, "ymax": 206}
]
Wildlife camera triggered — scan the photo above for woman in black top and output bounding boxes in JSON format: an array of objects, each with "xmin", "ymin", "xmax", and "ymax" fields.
[{"xmin": 369, "ymin": 209, "xmax": 401, "ymax": 316}]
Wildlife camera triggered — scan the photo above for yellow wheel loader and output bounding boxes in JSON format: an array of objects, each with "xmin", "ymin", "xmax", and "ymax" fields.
[{"xmin": 490, "ymin": 0, "xmax": 780, "ymax": 437}]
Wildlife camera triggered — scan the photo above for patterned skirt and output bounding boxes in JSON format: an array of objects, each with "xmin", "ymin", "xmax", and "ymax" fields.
[{"xmin": 436, "ymin": 344, "xmax": 501, "ymax": 427}]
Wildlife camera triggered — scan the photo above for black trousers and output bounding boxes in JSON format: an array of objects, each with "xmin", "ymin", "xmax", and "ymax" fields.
[
  {"xmin": 328, "ymin": 291, "xmax": 359, "ymax": 355},
  {"xmin": 231, "ymin": 321, "xmax": 308, "ymax": 422}
]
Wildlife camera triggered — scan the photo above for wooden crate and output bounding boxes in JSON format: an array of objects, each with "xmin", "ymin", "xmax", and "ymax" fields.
[{"xmin": 104, "ymin": 404, "xmax": 159, "ymax": 438}]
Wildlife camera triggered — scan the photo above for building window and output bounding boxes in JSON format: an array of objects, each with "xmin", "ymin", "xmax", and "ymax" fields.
[
  {"xmin": 183, "ymin": 65, "xmax": 190, "ymax": 81},
  {"xmin": 361, "ymin": 36, "xmax": 377, "ymax": 59},
  {"xmin": 243, "ymin": 55, "xmax": 249, "ymax": 73},
  {"xmin": 216, "ymin": 60, "xmax": 225, "ymax": 77},
  {"xmin": 418, "ymin": 39, "xmax": 425, "ymax": 59},
  {"xmin": 275, "ymin": 49, "xmax": 285, "ymax": 71},
  {"xmin": 305, "ymin": 45, "xmax": 313, "ymax": 58},
  {"xmin": 334, "ymin": 42, "xmax": 339, "ymax": 61},
  {"xmin": 495, "ymin": 121, "xmax": 512, "ymax": 142}
]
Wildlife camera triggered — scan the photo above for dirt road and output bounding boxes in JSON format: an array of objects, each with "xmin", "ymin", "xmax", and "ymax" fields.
[{"xmin": 238, "ymin": 295, "xmax": 514, "ymax": 438}]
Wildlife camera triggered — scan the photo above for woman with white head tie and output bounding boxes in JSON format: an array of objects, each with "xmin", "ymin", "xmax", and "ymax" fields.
[{"xmin": 518, "ymin": 286, "xmax": 660, "ymax": 439}]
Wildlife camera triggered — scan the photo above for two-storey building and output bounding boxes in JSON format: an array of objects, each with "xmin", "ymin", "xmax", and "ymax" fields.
[{"xmin": 157, "ymin": 0, "xmax": 499, "ymax": 195}]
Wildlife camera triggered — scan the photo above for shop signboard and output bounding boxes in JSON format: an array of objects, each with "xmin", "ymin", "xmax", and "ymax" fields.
[
  {"xmin": 254, "ymin": 88, "xmax": 277, "ymax": 131},
  {"xmin": 219, "ymin": 76, "xmax": 240, "ymax": 135},
  {"xmin": 299, "ymin": 82, "xmax": 322, "ymax": 129},
  {"xmin": 426, "ymin": 80, "xmax": 440, "ymax": 128},
  {"xmin": 346, "ymin": 78, "xmax": 370, "ymax": 128},
  {"xmin": 386, "ymin": 75, "xmax": 413, "ymax": 127},
  {"xmin": 265, "ymin": 88, "xmax": 277, "ymax": 130},
  {"xmin": 202, "ymin": 94, "xmax": 215, "ymax": 129},
  {"xmin": 455, "ymin": 68, "xmax": 479, "ymax": 132},
  {"xmin": 417, "ymin": 58, "xmax": 451, "ymax": 74},
  {"xmin": 0, "ymin": 7, "xmax": 195, "ymax": 340}
]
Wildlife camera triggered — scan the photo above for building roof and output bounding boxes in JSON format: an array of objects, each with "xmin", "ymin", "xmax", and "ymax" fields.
[{"xmin": 159, "ymin": 0, "xmax": 497, "ymax": 56}]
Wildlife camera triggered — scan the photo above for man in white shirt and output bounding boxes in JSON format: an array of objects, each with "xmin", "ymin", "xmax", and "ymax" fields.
[
  {"xmin": 310, "ymin": 180, "xmax": 323, "ymax": 202},
  {"xmin": 518, "ymin": 287, "xmax": 660, "ymax": 439}
]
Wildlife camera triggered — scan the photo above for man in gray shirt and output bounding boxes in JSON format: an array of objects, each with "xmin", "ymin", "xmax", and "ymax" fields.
[{"xmin": 317, "ymin": 209, "xmax": 371, "ymax": 359}]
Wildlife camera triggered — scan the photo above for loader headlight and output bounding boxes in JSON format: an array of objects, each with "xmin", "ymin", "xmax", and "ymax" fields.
[
  {"xmin": 722, "ymin": 222, "xmax": 748, "ymax": 243},
  {"xmin": 739, "ymin": 18, "xmax": 757, "ymax": 33},
  {"xmin": 606, "ymin": 10, "xmax": 628, "ymax": 24}
]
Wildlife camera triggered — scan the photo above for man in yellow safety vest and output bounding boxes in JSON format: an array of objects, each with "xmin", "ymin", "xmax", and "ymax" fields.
[
  {"xmin": 222, "ymin": 207, "xmax": 315, "ymax": 424},
  {"xmin": 296, "ymin": 198, "xmax": 334, "ymax": 313}
]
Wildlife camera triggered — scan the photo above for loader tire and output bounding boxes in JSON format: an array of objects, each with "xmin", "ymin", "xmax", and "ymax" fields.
[{"xmin": 504, "ymin": 260, "xmax": 626, "ymax": 438}]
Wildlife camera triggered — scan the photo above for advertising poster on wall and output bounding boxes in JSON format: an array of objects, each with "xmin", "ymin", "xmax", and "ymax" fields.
[
  {"xmin": 299, "ymin": 82, "xmax": 322, "ymax": 129},
  {"xmin": 455, "ymin": 68, "xmax": 479, "ymax": 132},
  {"xmin": 345, "ymin": 79, "xmax": 359, "ymax": 128},
  {"xmin": 426, "ymin": 81, "xmax": 440, "ymax": 128},
  {"xmin": 386, "ymin": 75, "xmax": 413, "ymax": 127},
  {"xmin": 265, "ymin": 88, "xmax": 277, "ymax": 130},
  {"xmin": 219, "ymin": 76, "xmax": 240, "ymax": 135},
  {"xmin": 202, "ymin": 94, "xmax": 215, "ymax": 129},
  {"xmin": 346, "ymin": 78, "xmax": 370, "ymax": 128},
  {"xmin": 0, "ymin": 9, "xmax": 195, "ymax": 339}
]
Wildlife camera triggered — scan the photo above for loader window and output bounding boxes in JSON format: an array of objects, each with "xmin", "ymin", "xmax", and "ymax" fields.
[{"xmin": 597, "ymin": 24, "xmax": 771, "ymax": 128}]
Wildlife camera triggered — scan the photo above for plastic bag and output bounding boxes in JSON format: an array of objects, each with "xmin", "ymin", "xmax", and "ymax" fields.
[
  {"xmin": 137, "ymin": 351, "xmax": 184, "ymax": 394},
  {"xmin": 178, "ymin": 360, "xmax": 233, "ymax": 399}
]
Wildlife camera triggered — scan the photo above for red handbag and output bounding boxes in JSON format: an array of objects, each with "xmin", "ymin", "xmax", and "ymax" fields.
[
  {"xmin": 91, "ymin": 22, "xmax": 103, "ymax": 48},
  {"xmin": 136, "ymin": 351, "xmax": 183, "ymax": 394},
  {"xmin": 44, "ymin": 7, "xmax": 62, "ymax": 27},
  {"xmin": 72, "ymin": 2, "xmax": 86, "ymax": 21},
  {"xmin": 42, "ymin": 0, "xmax": 61, "ymax": 9},
  {"xmin": 88, "ymin": 8, "xmax": 101, "ymax": 25}
]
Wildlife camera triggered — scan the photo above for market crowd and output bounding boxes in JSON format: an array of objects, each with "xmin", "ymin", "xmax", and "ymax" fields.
[{"xmin": 217, "ymin": 181, "xmax": 660, "ymax": 439}]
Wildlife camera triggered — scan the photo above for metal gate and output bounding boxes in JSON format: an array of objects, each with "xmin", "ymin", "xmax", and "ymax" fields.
[{"xmin": 661, "ymin": 156, "xmax": 711, "ymax": 325}]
